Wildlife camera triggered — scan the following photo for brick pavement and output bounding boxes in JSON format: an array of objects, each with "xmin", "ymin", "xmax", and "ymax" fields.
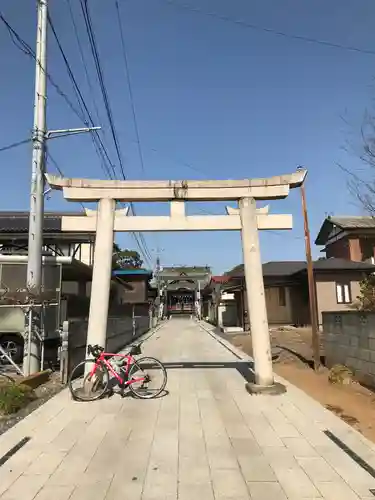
[{"xmin": 1, "ymin": 318, "xmax": 375, "ymax": 499}]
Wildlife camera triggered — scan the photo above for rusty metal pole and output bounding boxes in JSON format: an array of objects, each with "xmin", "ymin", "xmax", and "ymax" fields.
[{"xmin": 300, "ymin": 177, "xmax": 320, "ymax": 371}]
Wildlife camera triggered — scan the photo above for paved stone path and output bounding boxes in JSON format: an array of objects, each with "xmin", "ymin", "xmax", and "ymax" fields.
[{"xmin": 1, "ymin": 319, "xmax": 375, "ymax": 499}]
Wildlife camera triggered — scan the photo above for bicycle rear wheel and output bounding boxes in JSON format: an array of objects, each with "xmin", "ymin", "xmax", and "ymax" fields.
[
  {"xmin": 128, "ymin": 357, "xmax": 167, "ymax": 399},
  {"xmin": 68, "ymin": 360, "xmax": 109, "ymax": 401}
]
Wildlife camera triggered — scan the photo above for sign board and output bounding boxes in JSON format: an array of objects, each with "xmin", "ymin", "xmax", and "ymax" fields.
[{"xmin": 222, "ymin": 292, "xmax": 235, "ymax": 300}]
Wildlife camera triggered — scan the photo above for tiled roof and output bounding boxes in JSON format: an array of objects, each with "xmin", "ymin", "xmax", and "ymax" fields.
[
  {"xmin": 263, "ymin": 261, "xmax": 306, "ymax": 276},
  {"xmin": 160, "ymin": 266, "xmax": 211, "ymax": 274},
  {"xmin": 312, "ymin": 258, "xmax": 375, "ymax": 271},
  {"xmin": 226, "ymin": 259, "xmax": 375, "ymax": 278},
  {"xmin": 0, "ymin": 211, "xmax": 84, "ymax": 233},
  {"xmin": 315, "ymin": 215, "xmax": 375, "ymax": 245},
  {"xmin": 227, "ymin": 262, "xmax": 306, "ymax": 278},
  {"xmin": 328, "ymin": 216, "xmax": 375, "ymax": 229}
]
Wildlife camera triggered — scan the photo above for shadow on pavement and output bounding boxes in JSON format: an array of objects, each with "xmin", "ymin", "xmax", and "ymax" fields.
[{"xmin": 161, "ymin": 361, "xmax": 255, "ymax": 383}]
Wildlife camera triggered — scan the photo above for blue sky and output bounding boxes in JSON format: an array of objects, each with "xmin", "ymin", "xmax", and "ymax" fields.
[{"xmin": 0, "ymin": 0, "xmax": 374, "ymax": 273}]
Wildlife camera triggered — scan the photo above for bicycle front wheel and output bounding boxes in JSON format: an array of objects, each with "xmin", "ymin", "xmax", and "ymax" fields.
[
  {"xmin": 68, "ymin": 360, "xmax": 109, "ymax": 402},
  {"xmin": 128, "ymin": 357, "xmax": 167, "ymax": 399}
]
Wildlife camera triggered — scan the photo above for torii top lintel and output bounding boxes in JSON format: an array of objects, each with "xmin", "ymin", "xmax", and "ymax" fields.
[{"xmin": 45, "ymin": 169, "xmax": 307, "ymax": 203}]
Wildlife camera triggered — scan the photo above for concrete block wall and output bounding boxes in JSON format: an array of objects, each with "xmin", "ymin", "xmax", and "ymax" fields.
[
  {"xmin": 67, "ymin": 314, "xmax": 151, "ymax": 374},
  {"xmin": 323, "ymin": 311, "xmax": 375, "ymax": 387}
]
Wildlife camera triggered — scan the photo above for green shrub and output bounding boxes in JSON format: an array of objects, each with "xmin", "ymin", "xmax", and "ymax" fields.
[{"xmin": 0, "ymin": 382, "xmax": 35, "ymax": 415}]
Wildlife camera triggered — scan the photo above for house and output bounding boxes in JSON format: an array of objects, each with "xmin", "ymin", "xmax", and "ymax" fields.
[
  {"xmin": 222, "ymin": 261, "xmax": 309, "ymax": 330},
  {"xmin": 112, "ymin": 269, "xmax": 153, "ymax": 304},
  {"xmin": 201, "ymin": 275, "xmax": 235, "ymax": 325},
  {"xmin": 209, "ymin": 258, "xmax": 375, "ymax": 331},
  {"xmin": 157, "ymin": 266, "xmax": 211, "ymax": 316},
  {"xmin": 316, "ymin": 216, "xmax": 375, "ymax": 263},
  {"xmin": 0, "ymin": 211, "xmax": 95, "ymax": 266}
]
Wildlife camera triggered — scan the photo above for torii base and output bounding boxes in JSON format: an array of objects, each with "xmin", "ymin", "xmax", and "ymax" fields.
[{"xmin": 245, "ymin": 381, "xmax": 287, "ymax": 396}]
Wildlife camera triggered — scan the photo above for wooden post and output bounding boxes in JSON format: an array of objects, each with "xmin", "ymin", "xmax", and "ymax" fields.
[{"xmin": 300, "ymin": 180, "xmax": 320, "ymax": 371}]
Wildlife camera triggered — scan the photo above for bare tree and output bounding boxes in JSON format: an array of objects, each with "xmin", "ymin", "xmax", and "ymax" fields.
[{"xmin": 342, "ymin": 110, "xmax": 375, "ymax": 215}]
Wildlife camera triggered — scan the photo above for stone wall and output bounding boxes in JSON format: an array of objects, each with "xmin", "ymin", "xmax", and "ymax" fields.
[
  {"xmin": 323, "ymin": 311, "xmax": 375, "ymax": 387},
  {"xmin": 67, "ymin": 313, "xmax": 151, "ymax": 373}
]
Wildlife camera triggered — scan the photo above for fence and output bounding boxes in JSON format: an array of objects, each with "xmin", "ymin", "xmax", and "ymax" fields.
[
  {"xmin": 65, "ymin": 308, "xmax": 153, "ymax": 375},
  {"xmin": 323, "ymin": 311, "xmax": 375, "ymax": 387}
]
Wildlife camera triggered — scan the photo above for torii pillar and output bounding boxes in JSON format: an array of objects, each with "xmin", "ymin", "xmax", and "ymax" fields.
[
  {"xmin": 46, "ymin": 170, "xmax": 307, "ymax": 394},
  {"xmin": 240, "ymin": 197, "xmax": 274, "ymax": 390},
  {"xmin": 86, "ymin": 199, "xmax": 115, "ymax": 352}
]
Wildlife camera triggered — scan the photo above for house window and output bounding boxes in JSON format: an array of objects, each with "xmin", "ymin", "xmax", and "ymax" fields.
[
  {"xmin": 336, "ymin": 282, "xmax": 351, "ymax": 304},
  {"xmin": 278, "ymin": 286, "xmax": 286, "ymax": 307}
]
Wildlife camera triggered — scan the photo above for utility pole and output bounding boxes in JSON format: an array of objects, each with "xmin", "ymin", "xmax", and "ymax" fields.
[
  {"xmin": 299, "ymin": 168, "xmax": 320, "ymax": 371},
  {"xmin": 156, "ymin": 255, "xmax": 162, "ymax": 321},
  {"xmin": 153, "ymin": 247, "xmax": 164, "ymax": 297},
  {"xmin": 24, "ymin": 0, "xmax": 48, "ymax": 375},
  {"xmin": 151, "ymin": 247, "xmax": 163, "ymax": 320},
  {"xmin": 156, "ymin": 254, "xmax": 161, "ymax": 301}
]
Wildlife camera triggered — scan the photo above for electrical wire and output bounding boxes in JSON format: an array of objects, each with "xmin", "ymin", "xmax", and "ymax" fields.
[
  {"xmin": 0, "ymin": 12, "xmax": 88, "ymax": 123},
  {"xmin": 79, "ymin": 0, "xmax": 127, "ymax": 180},
  {"xmin": 147, "ymin": 144, "xmax": 210, "ymax": 177},
  {"xmin": 268, "ymin": 230, "xmax": 304, "ymax": 241},
  {"xmin": 78, "ymin": 0, "xmax": 152, "ymax": 264},
  {"xmin": 56, "ymin": 7, "xmax": 152, "ymax": 264},
  {"xmin": 161, "ymin": 0, "xmax": 375, "ymax": 57},
  {"xmin": 0, "ymin": 138, "xmax": 31, "ymax": 153},
  {"xmin": 65, "ymin": 0, "xmax": 104, "ymax": 135},
  {"xmin": 1, "ymin": 11, "xmax": 117, "ymax": 183},
  {"xmin": 45, "ymin": 150, "xmax": 86, "ymax": 210},
  {"xmin": 115, "ymin": 0, "xmax": 145, "ymax": 174},
  {"xmin": 114, "ymin": 1, "xmax": 153, "ymax": 264},
  {"xmin": 47, "ymin": 12, "xmax": 117, "ymax": 181},
  {"xmin": 49, "ymin": 12, "xmax": 152, "ymax": 268},
  {"xmin": 1, "ymin": 10, "xmax": 152, "ymax": 266}
]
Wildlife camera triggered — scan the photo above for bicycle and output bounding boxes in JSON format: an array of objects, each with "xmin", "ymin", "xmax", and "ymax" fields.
[{"xmin": 68, "ymin": 343, "xmax": 167, "ymax": 401}]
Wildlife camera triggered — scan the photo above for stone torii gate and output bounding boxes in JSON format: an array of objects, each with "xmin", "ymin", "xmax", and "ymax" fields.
[{"xmin": 46, "ymin": 169, "xmax": 306, "ymax": 393}]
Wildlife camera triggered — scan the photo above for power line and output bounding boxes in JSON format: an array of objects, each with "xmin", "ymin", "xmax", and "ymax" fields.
[
  {"xmin": 65, "ymin": 0, "xmax": 104, "ymax": 134},
  {"xmin": 115, "ymin": 0, "xmax": 145, "ymax": 174},
  {"xmin": 147, "ymin": 144, "xmax": 210, "ymax": 177},
  {"xmin": 47, "ymin": 12, "xmax": 118, "ymax": 180},
  {"xmin": 50, "ymin": 19, "xmax": 152, "ymax": 268},
  {"xmin": 1, "ymin": 9, "xmax": 151, "ymax": 266},
  {"xmin": 0, "ymin": 12, "xmax": 88, "ymax": 124},
  {"xmin": 78, "ymin": 0, "xmax": 153, "ymax": 263},
  {"xmin": 45, "ymin": 150, "xmax": 152, "ymax": 265},
  {"xmin": 268, "ymin": 230, "xmax": 304, "ymax": 241},
  {"xmin": 56, "ymin": 4, "xmax": 152, "ymax": 264},
  {"xmin": 1, "ymin": 10, "xmax": 119, "ymax": 183},
  {"xmin": 45, "ymin": 150, "xmax": 65, "ymax": 177},
  {"xmin": 161, "ymin": 0, "xmax": 375, "ymax": 57},
  {"xmin": 0, "ymin": 138, "xmax": 31, "ymax": 153},
  {"xmin": 79, "ymin": 0, "xmax": 127, "ymax": 180},
  {"xmin": 45, "ymin": 150, "xmax": 87, "ymax": 211}
]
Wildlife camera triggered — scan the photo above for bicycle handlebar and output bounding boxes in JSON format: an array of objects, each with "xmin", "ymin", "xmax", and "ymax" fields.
[{"xmin": 87, "ymin": 344, "xmax": 104, "ymax": 358}]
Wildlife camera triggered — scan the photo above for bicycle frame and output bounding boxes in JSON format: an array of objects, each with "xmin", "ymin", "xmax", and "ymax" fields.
[{"xmin": 89, "ymin": 351, "xmax": 145, "ymax": 386}]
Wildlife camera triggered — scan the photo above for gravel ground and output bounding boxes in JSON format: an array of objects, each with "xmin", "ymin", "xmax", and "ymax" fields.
[{"xmin": 221, "ymin": 327, "xmax": 375, "ymax": 443}]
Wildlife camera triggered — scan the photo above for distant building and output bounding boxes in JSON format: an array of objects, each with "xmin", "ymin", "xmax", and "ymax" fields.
[
  {"xmin": 204, "ymin": 259, "xmax": 375, "ymax": 330},
  {"xmin": 316, "ymin": 216, "xmax": 375, "ymax": 263},
  {"xmin": 0, "ymin": 211, "xmax": 94, "ymax": 266},
  {"xmin": 157, "ymin": 266, "xmax": 211, "ymax": 317}
]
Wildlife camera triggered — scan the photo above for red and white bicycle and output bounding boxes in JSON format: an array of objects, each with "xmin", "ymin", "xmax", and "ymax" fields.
[{"xmin": 68, "ymin": 343, "xmax": 167, "ymax": 401}]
